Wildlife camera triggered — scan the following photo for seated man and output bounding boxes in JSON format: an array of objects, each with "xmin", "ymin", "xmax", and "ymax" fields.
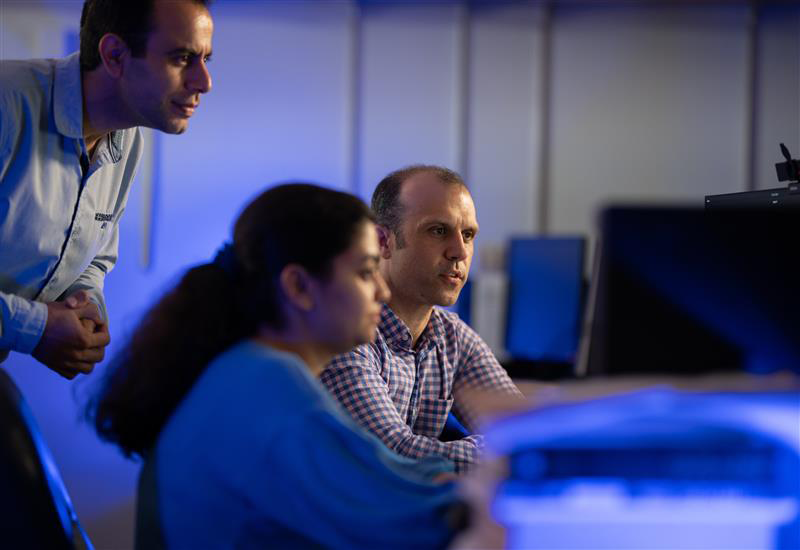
[{"xmin": 321, "ymin": 165, "xmax": 522, "ymax": 473}]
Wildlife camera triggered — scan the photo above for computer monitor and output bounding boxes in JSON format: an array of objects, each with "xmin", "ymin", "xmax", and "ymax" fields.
[
  {"xmin": 505, "ymin": 237, "xmax": 585, "ymax": 364},
  {"xmin": 580, "ymin": 207, "xmax": 800, "ymax": 376}
]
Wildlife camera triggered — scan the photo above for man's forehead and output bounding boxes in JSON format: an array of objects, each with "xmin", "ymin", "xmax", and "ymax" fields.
[
  {"xmin": 150, "ymin": 0, "xmax": 213, "ymax": 45},
  {"xmin": 399, "ymin": 173, "xmax": 475, "ymax": 219}
]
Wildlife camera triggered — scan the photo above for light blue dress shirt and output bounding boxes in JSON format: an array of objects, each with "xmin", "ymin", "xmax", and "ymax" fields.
[{"xmin": 0, "ymin": 52, "xmax": 143, "ymax": 358}]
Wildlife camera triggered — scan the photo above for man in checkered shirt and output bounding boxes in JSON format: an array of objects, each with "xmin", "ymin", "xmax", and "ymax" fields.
[{"xmin": 321, "ymin": 165, "xmax": 522, "ymax": 473}]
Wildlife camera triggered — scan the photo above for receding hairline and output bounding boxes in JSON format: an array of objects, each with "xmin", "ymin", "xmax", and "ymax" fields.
[
  {"xmin": 397, "ymin": 165, "xmax": 466, "ymax": 188},
  {"xmin": 370, "ymin": 165, "xmax": 469, "ymax": 249},
  {"xmin": 395, "ymin": 167, "xmax": 469, "ymax": 211}
]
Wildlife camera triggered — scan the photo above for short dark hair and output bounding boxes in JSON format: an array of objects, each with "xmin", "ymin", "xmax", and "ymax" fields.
[
  {"xmin": 371, "ymin": 165, "xmax": 466, "ymax": 247},
  {"xmin": 79, "ymin": 0, "xmax": 211, "ymax": 71}
]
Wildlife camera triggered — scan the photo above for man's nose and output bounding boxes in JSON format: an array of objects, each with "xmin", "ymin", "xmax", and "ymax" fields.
[
  {"xmin": 375, "ymin": 272, "xmax": 391, "ymax": 303},
  {"xmin": 445, "ymin": 234, "xmax": 468, "ymax": 262},
  {"xmin": 187, "ymin": 59, "xmax": 212, "ymax": 94}
]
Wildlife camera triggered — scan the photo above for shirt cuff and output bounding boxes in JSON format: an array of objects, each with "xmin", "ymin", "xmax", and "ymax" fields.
[
  {"xmin": 87, "ymin": 294, "xmax": 107, "ymax": 323},
  {"xmin": 1, "ymin": 296, "xmax": 47, "ymax": 354}
]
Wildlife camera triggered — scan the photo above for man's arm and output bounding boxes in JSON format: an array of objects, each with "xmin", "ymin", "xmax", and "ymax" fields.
[
  {"xmin": 47, "ymin": 216, "xmax": 120, "ymax": 377},
  {"xmin": 321, "ymin": 347, "xmax": 482, "ymax": 473},
  {"xmin": 60, "ymin": 208, "xmax": 123, "ymax": 323},
  {"xmin": 0, "ymin": 291, "xmax": 48, "ymax": 355},
  {"xmin": 450, "ymin": 319, "xmax": 523, "ymax": 432}
]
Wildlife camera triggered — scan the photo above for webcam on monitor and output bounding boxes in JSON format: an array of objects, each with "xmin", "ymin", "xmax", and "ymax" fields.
[
  {"xmin": 705, "ymin": 143, "xmax": 800, "ymax": 209},
  {"xmin": 776, "ymin": 143, "xmax": 800, "ymax": 187}
]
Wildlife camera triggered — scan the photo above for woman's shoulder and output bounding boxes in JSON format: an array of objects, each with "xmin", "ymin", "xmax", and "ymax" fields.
[{"xmin": 203, "ymin": 341, "xmax": 328, "ymax": 410}]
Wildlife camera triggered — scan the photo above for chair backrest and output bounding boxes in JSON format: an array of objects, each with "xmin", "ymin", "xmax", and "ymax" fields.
[
  {"xmin": 134, "ymin": 453, "xmax": 167, "ymax": 550},
  {"xmin": 0, "ymin": 368, "xmax": 92, "ymax": 550}
]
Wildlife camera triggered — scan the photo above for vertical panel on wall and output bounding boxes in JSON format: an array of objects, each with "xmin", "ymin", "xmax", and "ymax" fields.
[
  {"xmin": 754, "ymin": 4, "xmax": 800, "ymax": 190},
  {"xmin": 347, "ymin": 1, "xmax": 363, "ymax": 197},
  {"xmin": 467, "ymin": 1, "xmax": 545, "ymax": 247},
  {"xmin": 358, "ymin": 2, "xmax": 461, "ymax": 201},
  {"xmin": 548, "ymin": 3, "xmax": 750, "ymax": 237},
  {"xmin": 535, "ymin": 1, "xmax": 553, "ymax": 235},
  {"xmin": 455, "ymin": 1, "xmax": 472, "ymax": 181},
  {"xmin": 743, "ymin": 3, "xmax": 759, "ymax": 192}
]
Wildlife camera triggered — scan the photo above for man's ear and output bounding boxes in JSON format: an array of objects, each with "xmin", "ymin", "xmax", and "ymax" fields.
[
  {"xmin": 376, "ymin": 225, "xmax": 393, "ymax": 260},
  {"xmin": 97, "ymin": 33, "xmax": 129, "ymax": 78},
  {"xmin": 278, "ymin": 264, "xmax": 315, "ymax": 312}
]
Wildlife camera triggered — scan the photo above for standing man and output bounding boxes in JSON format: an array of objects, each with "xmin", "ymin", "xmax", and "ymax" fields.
[
  {"xmin": 0, "ymin": 0, "xmax": 214, "ymax": 379},
  {"xmin": 321, "ymin": 165, "xmax": 522, "ymax": 473}
]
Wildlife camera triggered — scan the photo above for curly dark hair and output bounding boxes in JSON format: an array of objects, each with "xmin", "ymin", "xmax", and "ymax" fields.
[{"xmin": 88, "ymin": 183, "xmax": 374, "ymax": 458}]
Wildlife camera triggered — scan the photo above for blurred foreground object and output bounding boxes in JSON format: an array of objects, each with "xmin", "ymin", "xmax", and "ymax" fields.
[
  {"xmin": 483, "ymin": 374, "xmax": 800, "ymax": 550},
  {"xmin": 0, "ymin": 368, "xmax": 92, "ymax": 549}
]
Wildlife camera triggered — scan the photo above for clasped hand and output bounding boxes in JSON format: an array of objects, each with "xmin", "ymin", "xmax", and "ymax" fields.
[{"xmin": 32, "ymin": 290, "xmax": 110, "ymax": 379}]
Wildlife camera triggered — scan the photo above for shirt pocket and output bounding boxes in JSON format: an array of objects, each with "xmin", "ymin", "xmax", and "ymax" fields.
[{"xmin": 412, "ymin": 396, "xmax": 453, "ymax": 437}]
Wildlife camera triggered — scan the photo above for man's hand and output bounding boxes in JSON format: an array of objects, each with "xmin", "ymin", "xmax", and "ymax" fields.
[
  {"xmin": 32, "ymin": 293, "xmax": 110, "ymax": 379},
  {"xmin": 449, "ymin": 455, "xmax": 508, "ymax": 549},
  {"xmin": 65, "ymin": 290, "xmax": 101, "ymax": 333},
  {"xmin": 431, "ymin": 471, "xmax": 459, "ymax": 484}
]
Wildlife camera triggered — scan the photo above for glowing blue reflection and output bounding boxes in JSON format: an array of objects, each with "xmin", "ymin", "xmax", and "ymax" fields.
[{"xmin": 485, "ymin": 388, "xmax": 800, "ymax": 549}]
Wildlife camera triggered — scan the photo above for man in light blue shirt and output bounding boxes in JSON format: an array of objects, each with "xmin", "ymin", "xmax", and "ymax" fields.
[{"xmin": 0, "ymin": 0, "xmax": 214, "ymax": 379}]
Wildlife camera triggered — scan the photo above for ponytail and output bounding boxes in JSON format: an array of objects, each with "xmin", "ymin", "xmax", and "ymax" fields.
[
  {"xmin": 89, "ymin": 183, "xmax": 374, "ymax": 458},
  {"xmin": 90, "ymin": 262, "xmax": 252, "ymax": 458}
]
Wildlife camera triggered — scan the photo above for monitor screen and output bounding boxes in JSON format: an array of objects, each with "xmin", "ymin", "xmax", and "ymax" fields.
[
  {"xmin": 582, "ymin": 207, "xmax": 800, "ymax": 376},
  {"xmin": 505, "ymin": 237, "xmax": 585, "ymax": 363}
]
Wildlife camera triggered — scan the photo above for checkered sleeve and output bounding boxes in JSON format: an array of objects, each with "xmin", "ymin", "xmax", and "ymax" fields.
[
  {"xmin": 321, "ymin": 345, "xmax": 482, "ymax": 474},
  {"xmin": 450, "ymin": 317, "xmax": 523, "ymax": 431}
]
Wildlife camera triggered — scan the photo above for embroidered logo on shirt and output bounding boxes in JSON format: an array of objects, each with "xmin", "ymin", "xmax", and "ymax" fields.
[{"xmin": 95, "ymin": 213, "xmax": 113, "ymax": 222}]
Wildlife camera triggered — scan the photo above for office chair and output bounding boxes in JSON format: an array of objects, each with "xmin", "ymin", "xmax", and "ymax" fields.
[{"xmin": 0, "ymin": 367, "xmax": 93, "ymax": 550}]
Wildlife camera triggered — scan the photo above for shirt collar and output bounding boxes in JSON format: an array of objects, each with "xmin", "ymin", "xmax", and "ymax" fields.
[
  {"xmin": 379, "ymin": 304, "xmax": 446, "ymax": 350},
  {"xmin": 53, "ymin": 52, "xmax": 83, "ymax": 139},
  {"xmin": 53, "ymin": 52, "xmax": 126, "ymax": 163},
  {"xmin": 425, "ymin": 308, "xmax": 448, "ymax": 344}
]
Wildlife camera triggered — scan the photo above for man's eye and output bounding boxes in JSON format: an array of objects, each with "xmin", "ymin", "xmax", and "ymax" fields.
[
  {"xmin": 463, "ymin": 231, "xmax": 475, "ymax": 242},
  {"xmin": 360, "ymin": 269, "xmax": 375, "ymax": 280},
  {"xmin": 431, "ymin": 226, "xmax": 446, "ymax": 236}
]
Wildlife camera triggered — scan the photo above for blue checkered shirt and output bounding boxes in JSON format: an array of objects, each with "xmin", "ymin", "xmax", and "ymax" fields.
[{"xmin": 321, "ymin": 304, "xmax": 521, "ymax": 473}]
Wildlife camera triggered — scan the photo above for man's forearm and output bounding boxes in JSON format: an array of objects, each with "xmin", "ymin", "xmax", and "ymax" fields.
[
  {"xmin": 0, "ymin": 291, "xmax": 47, "ymax": 354},
  {"xmin": 378, "ymin": 424, "xmax": 482, "ymax": 474}
]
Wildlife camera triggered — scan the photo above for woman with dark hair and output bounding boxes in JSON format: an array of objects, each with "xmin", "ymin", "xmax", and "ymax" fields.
[{"xmin": 89, "ymin": 183, "xmax": 464, "ymax": 549}]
